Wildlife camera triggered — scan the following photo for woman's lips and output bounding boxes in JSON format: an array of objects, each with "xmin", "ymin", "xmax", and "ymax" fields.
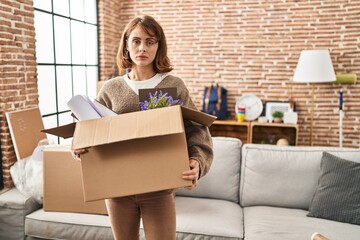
[{"xmin": 137, "ymin": 55, "xmax": 148, "ymax": 60}]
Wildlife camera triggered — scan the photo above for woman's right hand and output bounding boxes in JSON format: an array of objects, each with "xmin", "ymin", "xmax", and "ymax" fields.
[{"xmin": 72, "ymin": 148, "xmax": 88, "ymax": 161}]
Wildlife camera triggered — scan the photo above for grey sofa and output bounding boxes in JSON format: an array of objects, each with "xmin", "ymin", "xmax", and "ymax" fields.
[{"xmin": 1, "ymin": 137, "xmax": 360, "ymax": 240}]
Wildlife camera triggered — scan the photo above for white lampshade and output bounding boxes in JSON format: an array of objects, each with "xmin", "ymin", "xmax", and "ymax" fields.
[{"xmin": 293, "ymin": 50, "xmax": 336, "ymax": 83}]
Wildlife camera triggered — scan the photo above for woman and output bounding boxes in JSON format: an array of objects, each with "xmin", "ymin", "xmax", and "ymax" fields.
[{"xmin": 75, "ymin": 15, "xmax": 213, "ymax": 240}]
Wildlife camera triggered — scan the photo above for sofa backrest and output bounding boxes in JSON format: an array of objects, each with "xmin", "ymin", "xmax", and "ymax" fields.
[
  {"xmin": 240, "ymin": 144, "xmax": 360, "ymax": 210},
  {"xmin": 176, "ymin": 137, "xmax": 242, "ymax": 203}
]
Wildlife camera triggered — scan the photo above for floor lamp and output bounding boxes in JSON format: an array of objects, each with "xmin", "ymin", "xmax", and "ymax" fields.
[{"xmin": 293, "ymin": 50, "xmax": 336, "ymax": 146}]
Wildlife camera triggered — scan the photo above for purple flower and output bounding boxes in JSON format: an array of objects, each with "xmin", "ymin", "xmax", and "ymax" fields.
[{"xmin": 139, "ymin": 90, "xmax": 183, "ymax": 111}]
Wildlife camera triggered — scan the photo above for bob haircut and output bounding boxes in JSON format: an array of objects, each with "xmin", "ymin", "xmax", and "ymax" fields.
[{"xmin": 117, "ymin": 15, "xmax": 172, "ymax": 73}]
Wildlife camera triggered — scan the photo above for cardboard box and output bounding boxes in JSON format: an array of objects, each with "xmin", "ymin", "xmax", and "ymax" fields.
[
  {"xmin": 43, "ymin": 105, "xmax": 216, "ymax": 202},
  {"xmin": 6, "ymin": 107, "xmax": 107, "ymax": 214},
  {"xmin": 43, "ymin": 146, "xmax": 107, "ymax": 214},
  {"xmin": 6, "ymin": 108, "xmax": 47, "ymax": 160}
]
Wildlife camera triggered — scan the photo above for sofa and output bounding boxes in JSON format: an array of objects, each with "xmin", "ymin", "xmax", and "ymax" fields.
[{"xmin": 1, "ymin": 137, "xmax": 360, "ymax": 240}]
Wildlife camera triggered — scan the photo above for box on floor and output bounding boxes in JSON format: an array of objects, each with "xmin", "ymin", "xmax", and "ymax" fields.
[
  {"xmin": 43, "ymin": 105, "xmax": 216, "ymax": 202},
  {"xmin": 43, "ymin": 146, "xmax": 107, "ymax": 214}
]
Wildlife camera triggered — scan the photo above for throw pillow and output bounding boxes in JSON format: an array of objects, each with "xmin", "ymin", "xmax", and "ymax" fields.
[{"xmin": 307, "ymin": 152, "xmax": 360, "ymax": 225}]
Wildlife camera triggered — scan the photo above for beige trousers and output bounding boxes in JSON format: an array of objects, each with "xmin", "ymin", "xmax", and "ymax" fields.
[{"xmin": 105, "ymin": 189, "xmax": 176, "ymax": 240}]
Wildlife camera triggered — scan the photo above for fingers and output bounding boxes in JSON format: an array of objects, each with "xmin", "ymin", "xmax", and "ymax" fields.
[
  {"xmin": 72, "ymin": 148, "xmax": 88, "ymax": 161},
  {"xmin": 189, "ymin": 159, "xmax": 199, "ymax": 170},
  {"xmin": 184, "ymin": 177, "xmax": 198, "ymax": 190},
  {"xmin": 74, "ymin": 148, "xmax": 88, "ymax": 155},
  {"xmin": 72, "ymin": 151, "xmax": 81, "ymax": 161},
  {"xmin": 182, "ymin": 159, "xmax": 199, "ymax": 190}
]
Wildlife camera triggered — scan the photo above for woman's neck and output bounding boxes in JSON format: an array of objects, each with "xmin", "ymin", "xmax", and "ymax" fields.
[{"xmin": 128, "ymin": 67, "xmax": 156, "ymax": 81}]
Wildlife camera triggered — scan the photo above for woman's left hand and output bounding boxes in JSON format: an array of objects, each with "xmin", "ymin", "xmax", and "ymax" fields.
[{"xmin": 182, "ymin": 159, "xmax": 200, "ymax": 190}]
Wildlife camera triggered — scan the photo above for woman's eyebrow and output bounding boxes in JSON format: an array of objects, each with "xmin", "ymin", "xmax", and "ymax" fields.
[{"xmin": 130, "ymin": 36, "xmax": 156, "ymax": 40}]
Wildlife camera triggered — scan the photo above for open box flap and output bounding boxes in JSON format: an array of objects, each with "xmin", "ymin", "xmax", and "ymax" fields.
[
  {"xmin": 41, "ymin": 122, "xmax": 76, "ymax": 139},
  {"xmin": 72, "ymin": 105, "xmax": 185, "ymax": 149},
  {"xmin": 180, "ymin": 106, "xmax": 217, "ymax": 127}
]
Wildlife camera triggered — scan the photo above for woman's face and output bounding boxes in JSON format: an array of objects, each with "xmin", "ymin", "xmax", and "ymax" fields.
[{"xmin": 126, "ymin": 26, "xmax": 158, "ymax": 69}]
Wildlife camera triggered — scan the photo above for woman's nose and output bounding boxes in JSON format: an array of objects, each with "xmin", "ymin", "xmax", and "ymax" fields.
[{"xmin": 139, "ymin": 43, "xmax": 146, "ymax": 52}]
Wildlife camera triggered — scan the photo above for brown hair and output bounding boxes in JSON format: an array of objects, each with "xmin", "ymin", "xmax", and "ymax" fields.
[{"xmin": 117, "ymin": 15, "xmax": 173, "ymax": 73}]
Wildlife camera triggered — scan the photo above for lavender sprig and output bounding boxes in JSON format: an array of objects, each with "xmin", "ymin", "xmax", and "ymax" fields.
[{"xmin": 139, "ymin": 90, "xmax": 183, "ymax": 111}]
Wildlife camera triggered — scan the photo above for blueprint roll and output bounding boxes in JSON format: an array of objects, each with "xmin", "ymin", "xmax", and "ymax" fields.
[{"xmin": 336, "ymin": 73, "xmax": 357, "ymax": 84}]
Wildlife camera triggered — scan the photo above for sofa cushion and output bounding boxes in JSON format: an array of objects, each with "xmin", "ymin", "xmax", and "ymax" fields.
[
  {"xmin": 307, "ymin": 152, "xmax": 360, "ymax": 225},
  {"xmin": 175, "ymin": 196, "xmax": 243, "ymax": 239},
  {"xmin": 177, "ymin": 137, "xmax": 241, "ymax": 203},
  {"xmin": 0, "ymin": 188, "xmax": 40, "ymax": 240},
  {"xmin": 25, "ymin": 209, "xmax": 114, "ymax": 240},
  {"xmin": 26, "ymin": 197, "xmax": 244, "ymax": 240},
  {"xmin": 243, "ymin": 206, "xmax": 360, "ymax": 240},
  {"xmin": 240, "ymin": 144, "xmax": 360, "ymax": 209}
]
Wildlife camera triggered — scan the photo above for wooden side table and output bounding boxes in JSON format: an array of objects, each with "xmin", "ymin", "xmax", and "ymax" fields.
[
  {"xmin": 250, "ymin": 122, "xmax": 299, "ymax": 146},
  {"xmin": 209, "ymin": 120, "xmax": 251, "ymax": 143},
  {"xmin": 209, "ymin": 120, "xmax": 299, "ymax": 146}
]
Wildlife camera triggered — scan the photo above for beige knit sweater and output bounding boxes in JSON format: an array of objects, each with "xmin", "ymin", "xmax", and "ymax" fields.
[{"xmin": 97, "ymin": 74, "xmax": 213, "ymax": 178}]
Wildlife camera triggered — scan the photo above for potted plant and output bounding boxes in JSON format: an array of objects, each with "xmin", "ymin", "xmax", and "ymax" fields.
[{"xmin": 272, "ymin": 111, "xmax": 284, "ymax": 123}]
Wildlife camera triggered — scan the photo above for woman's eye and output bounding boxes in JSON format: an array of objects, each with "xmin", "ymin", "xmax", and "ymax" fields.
[{"xmin": 132, "ymin": 40, "xmax": 140, "ymax": 45}]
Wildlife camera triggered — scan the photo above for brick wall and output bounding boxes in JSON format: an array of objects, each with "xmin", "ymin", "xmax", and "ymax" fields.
[
  {"xmin": 98, "ymin": 0, "xmax": 360, "ymax": 147},
  {"xmin": 0, "ymin": 0, "xmax": 38, "ymax": 188},
  {"xmin": 98, "ymin": 1, "xmax": 123, "ymax": 80}
]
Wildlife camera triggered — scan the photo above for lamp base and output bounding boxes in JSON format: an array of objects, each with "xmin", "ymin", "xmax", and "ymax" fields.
[{"xmin": 309, "ymin": 83, "xmax": 315, "ymax": 146}]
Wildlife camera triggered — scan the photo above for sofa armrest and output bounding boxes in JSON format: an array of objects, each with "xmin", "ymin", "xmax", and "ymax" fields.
[
  {"xmin": 176, "ymin": 137, "xmax": 242, "ymax": 203},
  {"xmin": 0, "ymin": 188, "xmax": 41, "ymax": 240}
]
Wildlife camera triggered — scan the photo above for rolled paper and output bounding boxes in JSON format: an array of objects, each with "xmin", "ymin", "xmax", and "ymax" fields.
[{"xmin": 336, "ymin": 74, "xmax": 357, "ymax": 84}]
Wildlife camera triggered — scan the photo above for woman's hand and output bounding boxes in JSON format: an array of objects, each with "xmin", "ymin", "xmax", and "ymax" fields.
[
  {"xmin": 182, "ymin": 159, "xmax": 200, "ymax": 190},
  {"xmin": 72, "ymin": 148, "xmax": 88, "ymax": 161}
]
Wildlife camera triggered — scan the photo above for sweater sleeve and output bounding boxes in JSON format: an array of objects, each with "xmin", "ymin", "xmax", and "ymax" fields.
[{"xmin": 176, "ymin": 79, "xmax": 214, "ymax": 178}]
